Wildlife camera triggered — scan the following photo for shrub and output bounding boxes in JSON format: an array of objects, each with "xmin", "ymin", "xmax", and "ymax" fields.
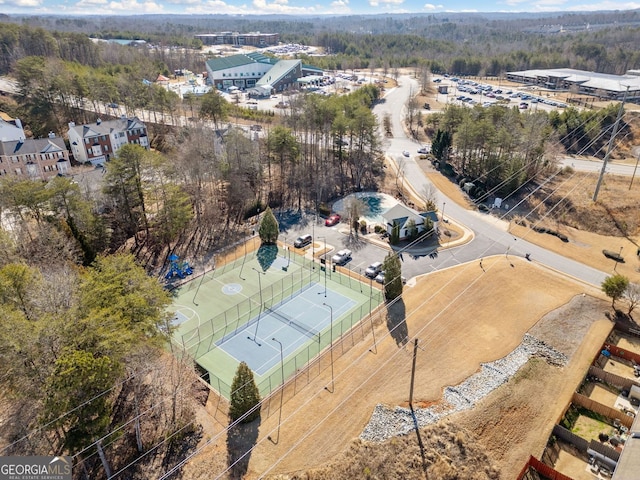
[
  {"xmin": 603, "ymin": 250, "xmax": 624, "ymax": 262},
  {"xmin": 374, "ymin": 225, "xmax": 384, "ymax": 234},
  {"xmin": 318, "ymin": 203, "xmax": 331, "ymax": 217},
  {"xmin": 389, "ymin": 224, "xmax": 400, "ymax": 245}
]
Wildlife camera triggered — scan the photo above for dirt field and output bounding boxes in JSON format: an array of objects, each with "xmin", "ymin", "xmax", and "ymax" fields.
[
  {"xmin": 422, "ymin": 165, "xmax": 640, "ymax": 285},
  {"xmin": 554, "ymin": 445, "xmax": 595, "ymax": 480}
]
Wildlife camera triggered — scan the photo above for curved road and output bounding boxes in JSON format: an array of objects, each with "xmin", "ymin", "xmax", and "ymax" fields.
[{"xmin": 375, "ymin": 76, "xmax": 608, "ymax": 287}]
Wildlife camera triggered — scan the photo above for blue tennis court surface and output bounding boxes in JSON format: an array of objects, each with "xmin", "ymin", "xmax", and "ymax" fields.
[{"xmin": 216, "ymin": 282, "xmax": 356, "ymax": 375}]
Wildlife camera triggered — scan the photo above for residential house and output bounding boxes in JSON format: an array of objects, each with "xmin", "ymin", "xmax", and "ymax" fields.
[
  {"xmin": 0, "ymin": 132, "xmax": 70, "ymax": 180},
  {"xmin": 67, "ymin": 117, "xmax": 149, "ymax": 165},
  {"xmin": 381, "ymin": 203, "xmax": 439, "ymax": 241}
]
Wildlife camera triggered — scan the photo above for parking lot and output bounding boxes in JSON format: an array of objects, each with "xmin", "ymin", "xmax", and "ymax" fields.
[
  {"xmin": 281, "ymin": 212, "xmax": 391, "ymax": 281},
  {"xmin": 431, "ymin": 75, "xmax": 569, "ymax": 111}
]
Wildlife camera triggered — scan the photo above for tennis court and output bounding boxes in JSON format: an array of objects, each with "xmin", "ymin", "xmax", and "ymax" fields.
[
  {"xmin": 169, "ymin": 243, "xmax": 383, "ymax": 399},
  {"xmin": 207, "ymin": 282, "xmax": 356, "ymax": 375}
]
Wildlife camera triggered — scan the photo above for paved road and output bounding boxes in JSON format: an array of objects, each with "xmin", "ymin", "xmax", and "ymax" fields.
[
  {"xmin": 558, "ymin": 157, "xmax": 639, "ymax": 176},
  {"xmin": 377, "ymin": 75, "xmax": 610, "ymax": 288}
]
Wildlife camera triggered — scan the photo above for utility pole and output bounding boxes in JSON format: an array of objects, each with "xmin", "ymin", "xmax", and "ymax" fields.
[
  {"xmin": 409, "ymin": 338, "xmax": 418, "ymax": 408},
  {"xmin": 629, "ymin": 151, "xmax": 640, "ymax": 190},
  {"xmin": 593, "ymin": 86, "xmax": 629, "ymax": 202}
]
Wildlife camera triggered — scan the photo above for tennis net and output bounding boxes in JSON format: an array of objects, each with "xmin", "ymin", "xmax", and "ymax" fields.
[{"xmin": 265, "ymin": 305, "xmax": 321, "ymax": 343}]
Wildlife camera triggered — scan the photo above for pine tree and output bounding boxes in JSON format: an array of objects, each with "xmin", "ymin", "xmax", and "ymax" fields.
[
  {"xmin": 382, "ymin": 252, "xmax": 403, "ymax": 301},
  {"xmin": 258, "ymin": 207, "xmax": 279, "ymax": 245},
  {"xmin": 229, "ymin": 362, "xmax": 261, "ymax": 423}
]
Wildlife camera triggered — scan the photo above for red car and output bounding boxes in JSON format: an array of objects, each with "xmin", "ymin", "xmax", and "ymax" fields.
[{"xmin": 325, "ymin": 213, "xmax": 341, "ymax": 226}]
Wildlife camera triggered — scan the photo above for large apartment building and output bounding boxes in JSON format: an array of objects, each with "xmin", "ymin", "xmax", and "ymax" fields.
[
  {"xmin": 195, "ymin": 32, "xmax": 279, "ymax": 47},
  {"xmin": 68, "ymin": 117, "xmax": 149, "ymax": 166}
]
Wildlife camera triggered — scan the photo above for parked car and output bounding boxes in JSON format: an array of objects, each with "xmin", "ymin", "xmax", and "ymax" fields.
[
  {"xmin": 365, "ymin": 261, "xmax": 383, "ymax": 278},
  {"xmin": 331, "ymin": 249, "xmax": 352, "ymax": 265},
  {"xmin": 325, "ymin": 213, "xmax": 341, "ymax": 226},
  {"xmin": 417, "ymin": 145, "xmax": 430, "ymax": 154},
  {"xmin": 402, "ymin": 150, "xmax": 410, "ymax": 157},
  {"xmin": 108, "ymin": 102, "xmax": 119, "ymax": 108},
  {"xmin": 374, "ymin": 271, "xmax": 385, "ymax": 284},
  {"xmin": 294, "ymin": 234, "xmax": 313, "ymax": 248}
]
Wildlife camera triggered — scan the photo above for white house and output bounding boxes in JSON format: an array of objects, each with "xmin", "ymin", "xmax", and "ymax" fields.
[{"xmin": 381, "ymin": 203, "xmax": 439, "ymax": 241}]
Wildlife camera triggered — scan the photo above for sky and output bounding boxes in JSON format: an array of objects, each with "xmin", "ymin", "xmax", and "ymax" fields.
[{"xmin": 1, "ymin": 0, "xmax": 640, "ymax": 16}]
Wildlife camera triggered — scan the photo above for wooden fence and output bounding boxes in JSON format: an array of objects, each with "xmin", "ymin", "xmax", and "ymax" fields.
[
  {"xmin": 587, "ymin": 439, "xmax": 620, "ymax": 463},
  {"xmin": 602, "ymin": 342, "xmax": 640, "ymax": 366},
  {"xmin": 552, "ymin": 424, "xmax": 589, "ymax": 452},
  {"xmin": 516, "ymin": 455, "xmax": 576, "ymax": 480},
  {"xmin": 572, "ymin": 391, "xmax": 634, "ymax": 428},
  {"xmin": 588, "ymin": 365, "xmax": 640, "ymax": 391},
  {"xmin": 614, "ymin": 320, "xmax": 640, "ymax": 339}
]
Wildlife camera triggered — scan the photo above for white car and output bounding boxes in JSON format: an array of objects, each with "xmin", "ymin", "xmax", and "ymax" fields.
[
  {"xmin": 402, "ymin": 151, "xmax": 410, "ymax": 157},
  {"xmin": 331, "ymin": 249, "xmax": 352, "ymax": 265},
  {"xmin": 365, "ymin": 261, "xmax": 383, "ymax": 278}
]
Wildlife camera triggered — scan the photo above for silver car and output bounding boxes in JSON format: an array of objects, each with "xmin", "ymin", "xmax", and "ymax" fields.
[
  {"xmin": 365, "ymin": 261, "xmax": 383, "ymax": 278},
  {"xmin": 331, "ymin": 249, "xmax": 352, "ymax": 265}
]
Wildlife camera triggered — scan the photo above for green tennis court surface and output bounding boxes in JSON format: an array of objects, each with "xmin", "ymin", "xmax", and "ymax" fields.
[{"xmin": 169, "ymin": 245, "xmax": 383, "ymax": 399}]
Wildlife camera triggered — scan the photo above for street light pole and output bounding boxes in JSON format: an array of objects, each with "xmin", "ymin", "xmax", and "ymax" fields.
[
  {"xmin": 441, "ymin": 201, "xmax": 446, "ymax": 223},
  {"xmin": 269, "ymin": 337, "xmax": 284, "ymax": 444},
  {"xmin": 249, "ymin": 267, "xmax": 265, "ymax": 345},
  {"xmin": 322, "ymin": 302, "xmax": 334, "ymax": 393},
  {"xmin": 369, "ymin": 275, "xmax": 377, "ymax": 354}
]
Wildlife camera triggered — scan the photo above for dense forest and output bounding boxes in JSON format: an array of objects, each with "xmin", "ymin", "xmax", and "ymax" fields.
[
  {"xmin": 424, "ymin": 103, "xmax": 625, "ymax": 200},
  {"xmin": 2, "ymin": 10, "xmax": 640, "ymax": 75}
]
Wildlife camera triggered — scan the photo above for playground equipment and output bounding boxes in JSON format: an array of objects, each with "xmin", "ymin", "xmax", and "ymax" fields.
[{"xmin": 165, "ymin": 254, "xmax": 193, "ymax": 280}]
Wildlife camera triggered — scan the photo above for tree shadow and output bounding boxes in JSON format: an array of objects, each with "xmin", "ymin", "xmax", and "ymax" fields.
[
  {"xmin": 386, "ymin": 299, "xmax": 409, "ymax": 347},
  {"xmin": 226, "ymin": 416, "xmax": 261, "ymax": 479},
  {"xmin": 257, "ymin": 244, "xmax": 278, "ymax": 271},
  {"xmin": 160, "ymin": 424, "xmax": 203, "ymax": 474},
  {"xmin": 276, "ymin": 208, "xmax": 306, "ymax": 232},
  {"xmin": 343, "ymin": 233, "xmax": 367, "ymax": 251}
]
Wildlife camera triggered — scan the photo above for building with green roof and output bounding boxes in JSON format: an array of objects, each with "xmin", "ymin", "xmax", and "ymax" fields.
[{"xmin": 205, "ymin": 53, "xmax": 323, "ymax": 95}]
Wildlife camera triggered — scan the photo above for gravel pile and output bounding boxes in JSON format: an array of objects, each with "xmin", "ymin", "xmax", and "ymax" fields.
[{"xmin": 360, "ymin": 334, "xmax": 568, "ymax": 442}]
